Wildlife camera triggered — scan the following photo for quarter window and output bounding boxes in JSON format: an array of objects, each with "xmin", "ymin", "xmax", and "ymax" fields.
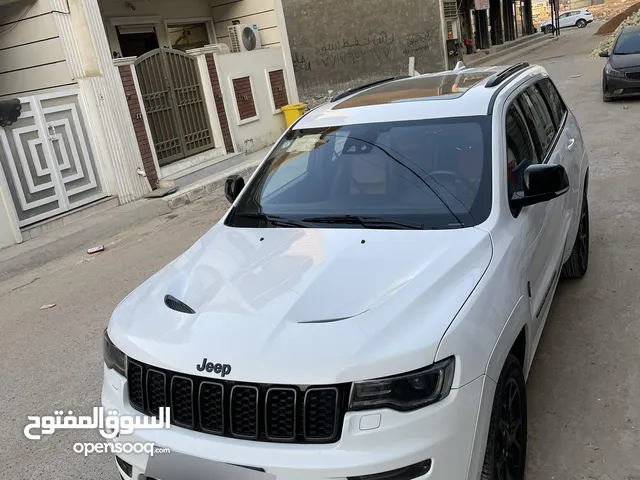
[
  {"xmin": 505, "ymin": 104, "xmax": 537, "ymax": 204},
  {"xmin": 538, "ymin": 78, "xmax": 567, "ymax": 128}
]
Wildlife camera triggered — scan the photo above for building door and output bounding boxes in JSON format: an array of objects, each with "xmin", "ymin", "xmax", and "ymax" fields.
[
  {"xmin": 135, "ymin": 48, "xmax": 215, "ymax": 166},
  {"xmin": 0, "ymin": 90, "xmax": 106, "ymax": 227},
  {"xmin": 117, "ymin": 25, "xmax": 160, "ymax": 58}
]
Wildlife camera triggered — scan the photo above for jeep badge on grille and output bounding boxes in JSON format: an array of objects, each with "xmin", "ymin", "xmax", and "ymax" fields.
[{"xmin": 197, "ymin": 358, "xmax": 232, "ymax": 377}]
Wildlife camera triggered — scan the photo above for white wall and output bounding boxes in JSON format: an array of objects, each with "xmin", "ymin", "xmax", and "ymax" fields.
[
  {"xmin": 216, "ymin": 47, "xmax": 287, "ymax": 154},
  {"xmin": 0, "ymin": 181, "xmax": 20, "ymax": 248},
  {"xmin": 211, "ymin": 0, "xmax": 282, "ymax": 49},
  {"xmin": 0, "ymin": 1, "xmax": 75, "ymax": 99}
]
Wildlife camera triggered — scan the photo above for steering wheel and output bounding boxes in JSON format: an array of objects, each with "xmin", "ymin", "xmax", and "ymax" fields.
[{"xmin": 428, "ymin": 170, "xmax": 477, "ymax": 202}]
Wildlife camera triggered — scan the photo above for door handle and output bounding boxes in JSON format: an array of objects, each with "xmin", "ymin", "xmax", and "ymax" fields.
[{"xmin": 567, "ymin": 138, "xmax": 576, "ymax": 151}]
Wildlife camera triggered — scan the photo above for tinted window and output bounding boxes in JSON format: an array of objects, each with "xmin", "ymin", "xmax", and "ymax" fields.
[
  {"xmin": 227, "ymin": 117, "xmax": 493, "ymax": 230},
  {"xmin": 506, "ymin": 104, "xmax": 537, "ymax": 203},
  {"xmin": 614, "ymin": 30, "xmax": 640, "ymax": 55},
  {"xmin": 518, "ymin": 86, "xmax": 556, "ymax": 159},
  {"xmin": 538, "ymin": 78, "xmax": 567, "ymax": 128}
]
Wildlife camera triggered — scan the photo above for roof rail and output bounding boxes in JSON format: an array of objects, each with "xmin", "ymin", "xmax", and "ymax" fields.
[
  {"xmin": 330, "ymin": 76, "xmax": 410, "ymax": 102},
  {"xmin": 485, "ymin": 62, "xmax": 530, "ymax": 88}
]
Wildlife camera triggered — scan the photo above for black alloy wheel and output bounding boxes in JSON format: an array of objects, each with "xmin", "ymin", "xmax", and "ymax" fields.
[
  {"xmin": 577, "ymin": 19, "xmax": 587, "ymax": 28},
  {"xmin": 482, "ymin": 354, "xmax": 527, "ymax": 480},
  {"xmin": 561, "ymin": 194, "xmax": 590, "ymax": 278}
]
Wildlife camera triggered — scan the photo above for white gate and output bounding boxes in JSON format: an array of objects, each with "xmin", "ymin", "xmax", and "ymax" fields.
[{"xmin": 0, "ymin": 90, "xmax": 105, "ymax": 227}]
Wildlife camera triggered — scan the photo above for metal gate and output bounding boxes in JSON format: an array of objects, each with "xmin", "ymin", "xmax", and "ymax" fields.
[
  {"xmin": 0, "ymin": 90, "xmax": 106, "ymax": 228},
  {"xmin": 135, "ymin": 48, "xmax": 214, "ymax": 166}
]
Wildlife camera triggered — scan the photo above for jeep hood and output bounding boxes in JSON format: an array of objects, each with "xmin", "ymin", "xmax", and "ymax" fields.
[{"xmin": 109, "ymin": 224, "xmax": 492, "ymax": 384}]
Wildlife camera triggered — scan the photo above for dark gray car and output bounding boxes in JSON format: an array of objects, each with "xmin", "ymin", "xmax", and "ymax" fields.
[{"xmin": 600, "ymin": 25, "xmax": 640, "ymax": 102}]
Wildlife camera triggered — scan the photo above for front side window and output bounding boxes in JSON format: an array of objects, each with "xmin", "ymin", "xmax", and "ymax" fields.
[
  {"xmin": 226, "ymin": 117, "xmax": 493, "ymax": 230},
  {"xmin": 505, "ymin": 104, "xmax": 537, "ymax": 205}
]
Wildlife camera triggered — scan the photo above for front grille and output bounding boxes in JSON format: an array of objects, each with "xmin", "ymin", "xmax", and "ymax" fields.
[
  {"xmin": 626, "ymin": 71, "xmax": 640, "ymax": 80},
  {"xmin": 126, "ymin": 358, "xmax": 349, "ymax": 444}
]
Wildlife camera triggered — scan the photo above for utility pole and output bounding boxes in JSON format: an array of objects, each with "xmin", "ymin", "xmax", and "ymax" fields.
[{"xmin": 0, "ymin": 99, "xmax": 22, "ymax": 128}]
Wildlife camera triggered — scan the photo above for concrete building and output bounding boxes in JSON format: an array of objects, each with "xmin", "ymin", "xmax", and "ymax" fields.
[{"xmin": 0, "ymin": 0, "xmax": 298, "ymax": 249}]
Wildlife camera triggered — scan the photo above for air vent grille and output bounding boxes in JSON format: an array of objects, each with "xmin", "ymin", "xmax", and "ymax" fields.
[
  {"xmin": 229, "ymin": 26, "xmax": 241, "ymax": 53},
  {"xmin": 164, "ymin": 295, "xmax": 196, "ymax": 314},
  {"xmin": 443, "ymin": 1, "xmax": 458, "ymax": 19}
]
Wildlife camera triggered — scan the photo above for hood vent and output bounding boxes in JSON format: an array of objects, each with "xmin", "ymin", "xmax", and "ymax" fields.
[{"xmin": 164, "ymin": 295, "xmax": 196, "ymax": 314}]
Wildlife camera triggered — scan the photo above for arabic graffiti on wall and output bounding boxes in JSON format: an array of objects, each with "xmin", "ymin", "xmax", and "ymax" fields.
[
  {"xmin": 402, "ymin": 32, "xmax": 431, "ymax": 55},
  {"xmin": 293, "ymin": 52, "xmax": 312, "ymax": 72},
  {"xmin": 315, "ymin": 31, "xmax": 396, "ymax": 68},
  {"xmin": 292, "ymin": 31, "xmax": 434, "ymax": 73}
]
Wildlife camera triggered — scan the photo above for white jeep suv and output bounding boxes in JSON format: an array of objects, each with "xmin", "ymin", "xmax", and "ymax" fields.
[
  {"xmin": 103, "ymin": 62, "xmax": 589, "ymax": 480},
  {"xmin": 541, "ymin": 8, "xmax": 594, "ymax": 33}
]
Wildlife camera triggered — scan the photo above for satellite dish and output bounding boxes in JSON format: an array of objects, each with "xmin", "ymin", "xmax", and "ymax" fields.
[{"xmin": 242, "ymin": 27, "xmax": 257, "ymax": 51}]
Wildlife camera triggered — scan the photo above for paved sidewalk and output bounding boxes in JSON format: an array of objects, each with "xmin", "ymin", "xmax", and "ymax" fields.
[{"xmin": 0, "ymin": 147, "xmax": 270, "ymax": 284}]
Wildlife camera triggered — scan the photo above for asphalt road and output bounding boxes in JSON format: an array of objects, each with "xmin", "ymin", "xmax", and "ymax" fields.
[{"xmin": 1, "ymin": 25, "xmax": 638, "ymax": 480}]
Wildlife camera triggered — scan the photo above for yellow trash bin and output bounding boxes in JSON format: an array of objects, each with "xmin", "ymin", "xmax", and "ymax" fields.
[{"xmin": 281, "ymin": 103, "xmax": 308, "ymax": 127}]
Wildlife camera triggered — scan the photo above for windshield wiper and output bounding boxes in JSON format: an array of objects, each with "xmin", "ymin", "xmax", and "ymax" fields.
[
  {"xmin": 303, "ymin": 215, "xmax": 425, "ymax": 230},
  {"xmin": 233, "ymin": 213, "xmax": 310, "ymax": 228}
]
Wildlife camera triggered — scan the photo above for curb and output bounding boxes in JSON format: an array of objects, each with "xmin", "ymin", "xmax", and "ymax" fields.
[
  {"xmin": 468, "ymin": 35, "xmax": 558, "ymax": 67},
  {"xmin": 165, "ymin": 160, "xmax": 261, "ymax": 210}
]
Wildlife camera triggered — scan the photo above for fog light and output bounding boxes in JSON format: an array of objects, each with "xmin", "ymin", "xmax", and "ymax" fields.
[
  {"xmin": 116, "ymin": 456, "xmax": 133, "ymax": 477},
  {"xmin": 614, "ymin": 89, "xmax": 623, "ymax": 94},
  {"xmin": 348, "ymin": 459, "xmax": 432, "ymax": 480}
]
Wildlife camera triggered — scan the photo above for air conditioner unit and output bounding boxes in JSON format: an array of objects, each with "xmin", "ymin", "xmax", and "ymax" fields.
[{"xmin": 228, "ymin": 24, "xmax": 262, "ymax": 53}]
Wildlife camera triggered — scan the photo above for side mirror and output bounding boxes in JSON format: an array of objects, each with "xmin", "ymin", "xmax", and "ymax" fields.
[
  {"xmin": 599, "ymin": 51, "xmax": 609, "ymax": 58},
  {"xmin": 225, "ymin": 175, "xmax": 245, "ymax": 204},
  {"xmin": 510, "ymin": 164, "xmax": 570, "ymax": 210}
]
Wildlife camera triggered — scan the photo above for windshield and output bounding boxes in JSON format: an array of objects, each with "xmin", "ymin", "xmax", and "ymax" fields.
[
  {"xmin": 614, "ymin": 31, "xmax": 640, "ymax": 55},
  {"xmin": 226, "ymin": 117, "xmax": 492, "ymax": 230}
]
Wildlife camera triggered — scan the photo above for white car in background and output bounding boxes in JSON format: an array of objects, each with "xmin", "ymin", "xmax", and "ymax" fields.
[{"xmin": 541, "ymin": 8, "xmax": 594, "ymax": 33}]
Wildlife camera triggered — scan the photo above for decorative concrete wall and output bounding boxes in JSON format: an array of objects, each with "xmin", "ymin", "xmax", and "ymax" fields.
[{"xmin": 281, "ymin": 0, "xmax": 447, "ymax": 104}]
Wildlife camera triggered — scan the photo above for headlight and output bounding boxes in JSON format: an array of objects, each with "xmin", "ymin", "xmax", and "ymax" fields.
[
  {"xmin": 349, "ymin": 357, "xmax": 455, "ymax": 412},
  {"xmin": 605, "ymin": 64, "xmax": 626, "ymax": 78},
  {"xmin": 103, "ymin": 329, "xmax": 127, "ymax": 377}
]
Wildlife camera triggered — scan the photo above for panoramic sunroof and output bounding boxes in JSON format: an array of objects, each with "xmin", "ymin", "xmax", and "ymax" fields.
[{"xmin": 332, "ymin": 71, "xmax": 494, "ymax": 110}]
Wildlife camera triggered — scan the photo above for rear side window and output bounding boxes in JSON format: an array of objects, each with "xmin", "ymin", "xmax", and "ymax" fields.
[
  {"xmin": 518, "ymin": 85, "xmax": 556, "ymax": 160},
  {"xmin": 538, "ymin": 78, "xmax": 567, "ymax": 128},
  {"xmin": 505, "ymin": 104, "xmax": 537, "ymax": 203}
]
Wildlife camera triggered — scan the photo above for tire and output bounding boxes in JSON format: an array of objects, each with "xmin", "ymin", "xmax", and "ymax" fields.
[
  {"xmin": 603, "ymin": 78, "xmax": 613, "ymax": 102},
  {"xmin": 561, "ymin": 194, "xmax": 590, "ymax": 279},
  {"xmin": 576, "ymin": 19, "xmax": 587, "ymax": 28},
  {"xmin": 481, "ymin": 354, "xmax": 528, "ymax": 480}
]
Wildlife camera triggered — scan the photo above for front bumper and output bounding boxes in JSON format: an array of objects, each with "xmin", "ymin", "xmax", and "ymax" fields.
[
  {"xmin": 102, "ymin": 367, "xmax": 493, "ymax": 480},
  {"xmin": 603, "ymin": 73, "xmax": 640, "ymax": 98}
]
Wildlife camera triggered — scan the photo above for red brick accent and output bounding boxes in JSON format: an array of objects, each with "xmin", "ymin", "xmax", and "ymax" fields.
[
  {"xmin": 205, "ymin": 54, "xmax": 234, "ymax": 153},
  {"xmin": 118, "ymin": 65, "xmax": 159, "ymax": 189},
  {"xmin": 268, "ymin": 70, "xmax": 289, "ymax": 111},
  {"xmin": 232, "ymin": 76, "xmax": 257, "ymax": 121}
]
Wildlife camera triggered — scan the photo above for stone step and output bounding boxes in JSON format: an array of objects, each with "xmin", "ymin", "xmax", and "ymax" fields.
[
  {"xmin": 466, "ymin": 33, "xmax": 552, "ymax": 67},
  {"xmin": 163, "ymin": 147, "xmax": 271, "ymax": 210},
  {"xmin": 476, "ymin": 36, "xmax": 558, "ymax": 66},
  {"xmin": 158, "ymin": 152, "xmax": 246, "ymax": 190}
]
